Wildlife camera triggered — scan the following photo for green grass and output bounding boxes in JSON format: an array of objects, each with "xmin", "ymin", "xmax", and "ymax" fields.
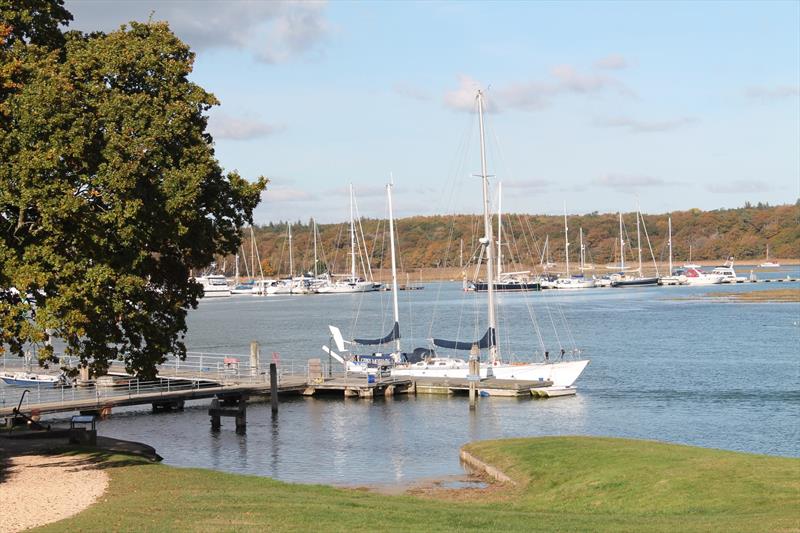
[{"xmin": 37, "ymin": 437, "xmax": 800, "ymax": 532}]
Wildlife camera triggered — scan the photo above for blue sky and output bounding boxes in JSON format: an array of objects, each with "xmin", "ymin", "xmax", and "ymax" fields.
[{"xmin": 66, "ymin": 1, "xmax": 799, "ymax": 223}]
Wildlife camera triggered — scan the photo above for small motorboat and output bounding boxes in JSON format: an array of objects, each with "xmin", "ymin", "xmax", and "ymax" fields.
[{"xmin": 0, "ymin": 371, "xmax": 63, "ymax": 387}]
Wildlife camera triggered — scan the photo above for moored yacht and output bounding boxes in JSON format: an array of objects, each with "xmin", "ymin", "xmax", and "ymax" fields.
[
  {"xmin": 711, "ymin": 262, "xmax": 747, "ymax": 283},
  {"xmin": 195, "ymin": 274, "xmax": 231, "ymax": 297},
  {"xmin": 759, "ymin": 245, "xmax": 780, "ymax": 268},
  {"xmin": 678, "ymin": 267, "xmax": 724, "ymax": 285}
]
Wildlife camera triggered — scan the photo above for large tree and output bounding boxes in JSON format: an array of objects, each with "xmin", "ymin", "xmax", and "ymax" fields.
[{"xmin": 0, "ymin": 1, "xmax": 267, "ymax": 378}]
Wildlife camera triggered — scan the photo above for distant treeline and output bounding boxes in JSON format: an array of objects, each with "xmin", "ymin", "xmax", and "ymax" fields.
[{"xmin": 220, "ymin": 202, "xmax": 799, "ymax": 276}]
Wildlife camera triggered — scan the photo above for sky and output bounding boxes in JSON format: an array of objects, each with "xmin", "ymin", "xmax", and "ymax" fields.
[{"xmin": 65, "ymin": 0, "xmax": 800, "ymax": 224}]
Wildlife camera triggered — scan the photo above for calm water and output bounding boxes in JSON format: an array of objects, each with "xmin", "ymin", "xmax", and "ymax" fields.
[{"xmin": 45, "ymin": 266, "xmax": 800, "ymax": 484}]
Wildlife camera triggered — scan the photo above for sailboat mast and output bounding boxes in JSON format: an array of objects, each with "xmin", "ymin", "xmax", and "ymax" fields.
[
  {"xmin": 563, "ymin": 202, "xmax": 570, "ymax": 276},
  {"xmin": 636, "ymin": 208, "xmax": 643, "ymax": 277},
  {"xmin": 288, "ymin": 223, "xmax": 294, "ymax": 278},
  {"xmin": 619, "ymin": 213, "xmax": 625, "ymax": 271},
  {"xmin": 387, "ymin": 180, "xmax": 401, "ymax": 353},
  {"xmin": 579, "ymin": 227, "xmax": 585, "ymax": 270},
  {"xmin": 497, "ymin": 182, "xmax": 502, "ymax": 277},
  {"xmin": 250, "ymin": 226, "xmax": 256, "ymax": 280},
  {"xmin": 477, "ymin": 91, "xmax": 498, "ymax": 363},
  {"xmin": 668, "ymin": 216, "xmax": 673, "ymax": 274},
  {"xmin": 312, "ymin": 218, "xmax": 318, "ymax": 277},
  {"xmin": 349, "ymin": 183, "xmax": 356, "ymax": 281},
  {"xmin": 234, "ymin": 253, "xmax": 239, "ymax": 285}
]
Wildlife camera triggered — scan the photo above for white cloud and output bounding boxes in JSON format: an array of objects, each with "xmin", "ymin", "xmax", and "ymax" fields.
[
  {"xmin": 593, "ymin": 174, "xmax": 668, "ymax": 191},
  {"xmin": 444, "ymin": 64, "xmax": 633, "ymax": 113},
  {"xmin": 208, "ymin": 114, "xmax": 285, "ymax": 140},
  {"xmin": 745, "ymin": 85, "xmax": 800, "ymax": 101},
  {"xmin": 443, "ymin": 75, "xmax": 487, "ymax": 112},
  {"xmin": 263, "ymin": 186, "xmax": 316, "ymax": 202},
  {"xmin": 596, "ymin": 115, "xmax": 698, "ymax": 133},
  {"xmin": 65, "ymin": 0, "xmax": 330, "ymax": 64},
  {"xmin": 707, "ymin": 180, "xmax": 770, "ymax": 194},
  {"xmin": 595, "ymin": 54, "xmax": 629, "ymax": 70}
]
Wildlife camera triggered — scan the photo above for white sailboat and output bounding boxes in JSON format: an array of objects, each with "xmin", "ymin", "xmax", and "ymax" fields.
[
  {"xmin": 759, "ymin": 245, "xmax": 780, "ymax": 268},
  {"xmin": 324, "ymin": 181, "xmax": 404, "ymax": 373},
  {"xmin": 611, "ymin": 208, "xmax": 659, "ymax": 287},
  {"xmin": 683, "ymin": 243, "xmax": 702, "ymax": 269},
  {"xmin": 555, "ymin": 204, "xmax": 595, "ymax": 289},
  {"xmin": 391, "ymin": 91, "xmax": 589, "ymax": 390},
  {"xmin": 471, "ymin": 182, "xmax": 540, "ymax": 292},
  {"xmin": 659, "ymin": 216, "xmax": 687, "ymax": 286},
  {"xmin": 316, "ymin": 184, "xmax": 377, "ymax": 294}
]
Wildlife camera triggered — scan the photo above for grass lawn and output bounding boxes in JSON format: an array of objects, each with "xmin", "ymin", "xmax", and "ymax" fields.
[{"xmin": 36, "ymin": 437, "xmax": 800, "ymax": 532}]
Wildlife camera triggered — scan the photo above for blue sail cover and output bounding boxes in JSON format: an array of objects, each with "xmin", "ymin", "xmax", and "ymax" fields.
[
  {"xmin": 353, "ymin": 322, "xmax": 400, "ymax": 346},
  {"xmin": 433, "ymin": 328, "xmax": 496, "ymax": 350}
]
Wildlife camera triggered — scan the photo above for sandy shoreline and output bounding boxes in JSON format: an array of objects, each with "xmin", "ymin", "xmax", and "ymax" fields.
[{"xmin": 0, "ymin": 454, "xmax": 108, "ymax": 532}]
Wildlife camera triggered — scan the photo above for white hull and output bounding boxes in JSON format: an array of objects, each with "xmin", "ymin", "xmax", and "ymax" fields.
[
  {"xmin": 554, "ymin": 278, "xmax": 596, "ymax": 289},
  {"xmin": 196, "ymin": 275, "xmax": 232, "ymax": 297},
  {"xmin": 659, "ymin": 275, "xmax": 686, "ymax": 286},
  {"xmin": 759, "ymin": 262, "xmax": 780, "ymax": 268},
  {"xmin": 202, "ymin": 288, "xmax": 231, "ymax": 297},
  {"xmin": 684, "ymin": 275, "xmax": 724, "ymax": 285},
  {"xmin": 392, "ymin": 359, "xmax": 589, "ymax": 388},
  {"xmin": 316, "ymin": 281, "xmax": 376, "ymax": 293}
]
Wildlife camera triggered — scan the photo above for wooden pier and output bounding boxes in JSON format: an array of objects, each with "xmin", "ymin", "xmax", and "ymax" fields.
[{"xmin": 1, "ymin": 350, "xmax": 580, "ymax": 433}]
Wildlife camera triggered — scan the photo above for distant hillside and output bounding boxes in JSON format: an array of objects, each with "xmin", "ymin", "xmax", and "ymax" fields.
[{"xmin": 219, "ymin": 203, "xmax": 799, "ymax": 277}]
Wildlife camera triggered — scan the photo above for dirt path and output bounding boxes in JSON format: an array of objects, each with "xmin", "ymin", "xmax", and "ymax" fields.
[{"xmin": 0, "ymin": 454, "xmax": 108, "ymax": 532}]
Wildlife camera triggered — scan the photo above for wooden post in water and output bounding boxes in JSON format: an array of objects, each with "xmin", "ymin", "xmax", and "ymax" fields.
[
  {"xmin": 250, "ymin": 341, "xmax": 260, "ymax": 376},
  {"xmin": 270, "ymin": 363, "xmax": 278, "ymax": 413},
  {"xmin": 210, "ymin": 397, "xmax": 221, "ymax": 430}
]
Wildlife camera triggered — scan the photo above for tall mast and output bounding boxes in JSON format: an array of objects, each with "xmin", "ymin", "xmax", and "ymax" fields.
[
  {"xmin": 497, "ymin": 182, "xmax": 502, "ymax": 276},
  {"xmin": 541, "ymin": 235, "xmax": 549, "ymax": 268},
  {"xmin": 460, "ymin": 238, "xmax": 463, "ymax": 269},
  {"xmin": 668, "ymin": 215, "xmax": 673, "ymax": 274},
  {"xmin": 477, "ymin": 90, "xmax": 498, "ymax": 363},
  {"xmin": 250, "ymin": 226, "xmax": 256, "ymax": 280},
  {"xmin": 349, "ymin": 183, "xmax": 356, "ymax": 281},
  {"xmin": 312, "ymin": 218, "xmax": 318, "ymax": 277},
  {"xmin": 234, "ymin": 253, "xmax": 239, "ymax": 285},
  {"xmin": 387, "ymin": 179, "xmax": 400, "ymax": 353},
  {"xmin": 619, "ymin": 212, "xmax": 625, "ymax": 270},
  {"xmin": 636, "ymin": 208, "xmax": 642, "ymax": 277},
  {"xmin": 288, "ymin": 223, "xmax": 294, "ymax": 278},
  {"xmin": 563, "ymin": 202, "xmax": 570, "ymax": 276},
  {"xmin": 579, "ymin": 227, "xmax": 585, "ymax": 270}
]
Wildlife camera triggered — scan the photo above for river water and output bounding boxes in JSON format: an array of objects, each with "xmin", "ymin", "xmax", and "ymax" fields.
[{"xmin": 17, "ymin": 266, "xmax": 800, "ymax": 485}]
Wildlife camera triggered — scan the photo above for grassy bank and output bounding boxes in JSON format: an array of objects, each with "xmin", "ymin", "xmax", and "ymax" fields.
[
  {"xmin": 704, "ymin": 288, "xmax": 800, "ymax": 302},
  {"xmin": 35, "ymin": 437, "xmax": 799, "ymax": 532}
]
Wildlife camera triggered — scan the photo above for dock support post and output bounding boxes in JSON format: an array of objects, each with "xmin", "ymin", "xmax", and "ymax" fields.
[
  {"xmin": 235, "ymin": 399, "xmax": 246, "ymax": 434},
  {"xmin": 250, "ymin": 341, "xmax": 260, "ymax": 377},
  {"xmin": 210, "ymin": 397, "xmax": 221, "ymax": 430},
  {"xmin": 468, "ymin": 345, "xmax": 480, "ymax": 410},
  {"xmin": 270, "ymin": 363, "xmax": 278, "ymax": 413}
]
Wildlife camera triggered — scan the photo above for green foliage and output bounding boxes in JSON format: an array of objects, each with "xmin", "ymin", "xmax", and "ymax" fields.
[
  {"xmin": 41, "ymin": 437, "xmax": 800, "ymax": 532},
  {"xmin": 0, "ymin": 3, "xmax": 266, "ymax": 378}
]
